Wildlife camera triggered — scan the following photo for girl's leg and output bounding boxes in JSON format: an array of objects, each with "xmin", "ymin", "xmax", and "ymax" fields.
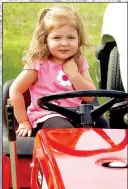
[
  {"xmin": 32, "ymin": 116, "xmax": 75, "ymax": 135},
  {"xmin": 38, "ymin": 116, "xmax": 74, "ymax": 129},
  {"xmin": 32, "ymin": 116, "xmax": 75, "ymax": 136}
]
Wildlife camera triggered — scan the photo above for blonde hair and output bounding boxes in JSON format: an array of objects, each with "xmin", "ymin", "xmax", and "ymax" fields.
[{"xmin": 23, "ymin": 5, "xmax": 91, "ymax": 65}]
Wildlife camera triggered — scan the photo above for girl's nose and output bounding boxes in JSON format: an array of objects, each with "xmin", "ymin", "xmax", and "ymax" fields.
[{"xmin": 60, "ymin": 40, "xmax": 69, "ymax": 46}]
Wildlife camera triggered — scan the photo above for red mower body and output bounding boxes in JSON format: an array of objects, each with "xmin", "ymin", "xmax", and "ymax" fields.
[
  {"xmin": 3, "ymin": 81, "xmax": 128, "ymax": 188},
  {"xmin": 30, "ymin": 128, "xmax": 127, "ymax": 189},
  {"xmin": 2, "ymin": 154, "xmax": 32, "ymax": 188}
]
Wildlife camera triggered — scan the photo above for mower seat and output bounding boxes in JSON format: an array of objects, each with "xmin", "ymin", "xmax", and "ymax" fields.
[{"xmin": 3, "ymin": 80, "xmax": 35, "ymax": 156}]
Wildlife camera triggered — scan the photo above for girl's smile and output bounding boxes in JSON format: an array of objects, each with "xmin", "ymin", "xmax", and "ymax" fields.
[{"xmin": 47, "ymin": 24, "xmax": 79, "ymax": 64}]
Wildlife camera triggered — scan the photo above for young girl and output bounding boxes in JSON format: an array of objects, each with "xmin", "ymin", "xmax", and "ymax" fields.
[{"xmin": 9, "ymin": 5, "xmax": 96, "ymax": 137}]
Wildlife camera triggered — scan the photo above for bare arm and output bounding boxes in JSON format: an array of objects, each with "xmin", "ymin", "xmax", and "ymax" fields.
[
  {"xmin": 63, "ymin": 58, "xmax": 96, "ymax": 103},
  {"xmin": 69, "ymin": 71, "xmax": 96, "ymax": 102},
  {"xmin": 9, "ymin": 69, "xmax": 38, "ymax": 136}
]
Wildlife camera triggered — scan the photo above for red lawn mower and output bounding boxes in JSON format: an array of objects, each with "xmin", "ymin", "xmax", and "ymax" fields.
[{"xmin": 2, "ymin": 82, "xmax": 128, "ymax": 189}]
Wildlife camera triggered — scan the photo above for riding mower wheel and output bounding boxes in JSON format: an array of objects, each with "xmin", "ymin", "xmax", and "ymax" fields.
[
  {"xmin": 107, "ymin": 46, "xmax": 126, "ymax": 128},
  {"xmin": 107, "ymin": 46, "xmax": 124, "ymax": 91}
]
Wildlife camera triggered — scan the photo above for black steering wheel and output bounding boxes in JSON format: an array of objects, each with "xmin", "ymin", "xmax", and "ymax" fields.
[{"xmin": 37, "ymin": 90, "xmax": 128, "ymax": 127}]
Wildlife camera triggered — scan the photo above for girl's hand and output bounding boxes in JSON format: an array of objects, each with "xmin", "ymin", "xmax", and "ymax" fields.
[
  {"xmin": 16, "ymin": 121, "xmax": 32, "ymax": 137},
  {"xmin": 63, "ymin": 58, "xmax": 79, "ymax": 78}
]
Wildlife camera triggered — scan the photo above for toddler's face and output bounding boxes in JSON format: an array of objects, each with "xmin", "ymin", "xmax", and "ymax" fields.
[{"xmin": 47, "ymin": 24, "xmax": 78, "ymax": 64}]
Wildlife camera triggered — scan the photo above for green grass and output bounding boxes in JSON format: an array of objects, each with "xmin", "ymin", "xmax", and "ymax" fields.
[{"xmin": 3, "ymin": 2, "xmax": 108, "ymax": 88}]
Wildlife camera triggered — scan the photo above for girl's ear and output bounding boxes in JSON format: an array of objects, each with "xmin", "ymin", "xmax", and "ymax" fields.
[{"xmin": 39, "ymin": 8, "xmax": 50, "ymax": 24}]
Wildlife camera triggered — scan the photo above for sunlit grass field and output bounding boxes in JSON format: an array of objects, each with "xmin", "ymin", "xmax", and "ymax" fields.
[{"xmin": 3, "ymin": 2, "xmax": 108, "ymax": 88}]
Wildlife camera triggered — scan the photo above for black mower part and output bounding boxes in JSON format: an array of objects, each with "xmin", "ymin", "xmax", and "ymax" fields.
[
  {"xmin": 107, "ymin": 46, "xmax": 124, "ymax": 91},
  {"xmin": 108, "ymin": 100, "xmax": 128, "ymax": 129},
  {"xmin": 96, "ymin": 42, "xmax": 117, "ymax": 89}
]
